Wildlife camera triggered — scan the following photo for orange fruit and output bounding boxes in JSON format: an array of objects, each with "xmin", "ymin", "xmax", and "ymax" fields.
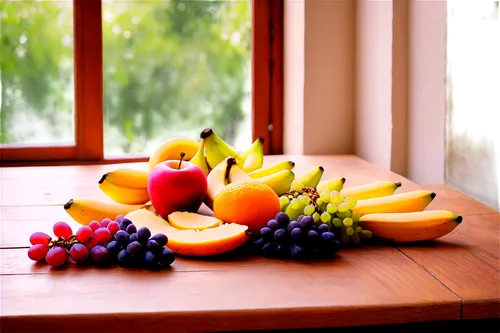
[{"xmin": 213, "ymin": 180, "xmax": 280, "ymax": 234}]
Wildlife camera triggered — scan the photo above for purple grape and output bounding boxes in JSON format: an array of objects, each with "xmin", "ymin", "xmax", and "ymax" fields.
[
  {"xmin": 119, "ymin": 219, "xmax": 133, "ymax": 231},
  {"xmin": 129, "ymin": 233, "xmax": 139, "ymax": 243},
  {"xmin": 125, "ymin": 224, "xmax": 137, "ymax": 235},
  {"xmin": 290, "ymin": 227, "xmax": 302, "ymax": 239},
  {"xmin": 318, "ymin": 224, "xmax": 330, "ymax": 234},
  {"xmin": 53, "ymin": 221, "xmax": 73, "ymax": 239},
  {"xmin": 287, "ymin": 221, "xmax": 300, "ymax": 232},
  {"xmin": 89, "ymin": 221, "xmax": 101, "ymax": 232},
  {"xmin": 76, "ymin": 226, "xmax": 93, "ymax": 243},
  {"xmin": 115, "ymin": 214, "xmax": 125, "ymax": 223},
  {"xmin": 307, "ymin": 230, "xmax": 319, "ymax": 239},
  {"xmin": 100, "ymin": 218, "xmax": 112, "ymax": 228},
  {"xmin": 274, "ymin": 228, "xmax": 288, "ymax": 242},
  {"xmin": 28, "ymin": 244, "xmax": 49, "ymax": 261},
  {"xmin": 159, "ymin": 248, "xmax": 175, "ymax": 267},
  {"xmin": 151, "ymin": 233, "xmax": 168, "ymax": 247},
  {"xmin": 261, "ymin": 242, "xmax": 274, "ymax": 257},
  {"xmin": 29, "ymin": 232, "xmax": 51, "ymax": 246},
  {"xmin": 297, "ymin": 215, "xmax": 305, "ymax": 223},
  {"xmin": 137, "ymin": 227, "xmax": 151, "ymax": 243},
  {"xmin": 117, "ymin": 249, "xmax": 132, "ymax": 267},
  {"xmin": 70, "ymin": 243, "xmax": 89, "ymax": 264},
  {"xmin": 126, "ymin": 241, "xmax": 142, "ymax": 256},
  {"xmin": 93, "ymin": 227, "xmax": 112, "ymax": 244},
  {"xmin": 290, "ymin": 244, "xmax": 306, "ymax": 261},
  {"xmin": 90, "ymin": 245, "xmax": 110, "ymax": 266},
  {"xmin": 144, "ymin": 251, "xmax": 161, "ymax": 270},
  {"xmin": 107, "ymin": 221, "xmax": 120, "ymax": 235},
  {"xmin": 274, "ymin": 244, "xmax": 290, "ymax": 258},
  {"xmin": 114, "ymin": 230, "xmax": 130, "ymax": 246},
  {"xmin": 321, "ymin": 232, "xmax": 335, "ymax": 243},
  {"xmin": 267, "ymin": 219, "xmax": 279, "ymax": 230},
  {"xmin": 45, "ymin": 247, "xmax": 68, "ymax": 267},
  {"xmin": 252, "ymin": 237, "xmax": 266, "ymax": 252},
  {"xmin": 275, "ymin": 212, "xmax": 290, "ymax": 227},
  {"xmin": 106, "ymin": 240, "xmax": 122, "ymax": 257},
  {"xmin": 83, "ymin": 237, "xmax": 98, "ymax": 250},
  {"xmin": 146, "ymin": 240, "xmax": 160, "ymax": 253},
  {"xmin": 299, "ymin": 216, "xmax": 314, "ymax": 230},
  {"xmin": 260, "ymin": 227, "xmax": 273, "ymax": 239}
]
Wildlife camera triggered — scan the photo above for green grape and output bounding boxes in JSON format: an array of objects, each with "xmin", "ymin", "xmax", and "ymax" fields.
[
  {"xmin": 298, "ymin": 195, "xmax": 311, "ymax": 205},
  {"xmin": 320, "ymin": 191, "xmax": 330, "ymax": 203},
  {"xmin": 351, "ymin": 212, "xmax": 361, "ymax": 222},
  {"xmin": 290, "ymin": 198, "xmax": 302, "ymax": 210},
  {"xmin": 332, "ymin": 217, "xmax": 342, "ymax": 227},
  {"xmin": 360, "ymin": 230, "xmax": 373, "ymax": 240},
  {"xmin": 349, "ymin": 231, "xmax": 361, "ymax": 245},
  {"xmin": 338, "ymin": 202, "xmax": 350, "ymax": 212},
  {"xmin": 330, "ymin": 191, "xmax": 344, "ymax": 205},
  {"xmin": 355, "ymin": 226, "xmax": 363, "ymax": 233},
  {"xmin": 336, "ymin": 210, "xmax": 352, "ymax": 219},
  {"xmin": 312, "ymin": 212, "xmax": 320, "ymax": 223},
  {"xmin": 316, "ymin": 198, "xmax": 324, "ymax": 206},
  {"xmin": 346, "ymin": 226, "xmax": 355, "ymax": 236},
  {"xmin": 279, "ymin": 196, "xmax": 290, "ymax": 211},
  {"xmin": 342, "ymin": 217, "xmax": 353, "ymax": 227},
  {"xmin": 344, "ymin": 197, "xmax": 357, "ymax": 209},
  {"xmin": 340, "ymin": 229, "xmax": 350, "ymax": 245},
  {"xmin": 320, "ymin": 212, "xmax": 331, "ymax": 223},
  {"xmin": 304, "ymin": 204, "xmax": 315, "ymax": 216},
  {"xmin": 326, "ymin": 203, "xmax": 337, "ymax": 214}
]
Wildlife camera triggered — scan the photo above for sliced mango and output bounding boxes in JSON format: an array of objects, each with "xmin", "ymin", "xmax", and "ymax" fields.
[
  {"xmin": 125, "ymin": 208, "xmax": 250, "ymax": 257},
  {"xmin": 167, "ymin": 211, "xmax": 222, "ymax": 231}
]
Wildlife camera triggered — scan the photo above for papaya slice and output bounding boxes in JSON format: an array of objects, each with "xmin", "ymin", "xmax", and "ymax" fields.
[
  {"xmin": 167, "ymin": 211, "xmax": 222, "ymax": 231},
  {"xmin": 125, "ymin": 208, "xmax": 250, "ymax": 257}
]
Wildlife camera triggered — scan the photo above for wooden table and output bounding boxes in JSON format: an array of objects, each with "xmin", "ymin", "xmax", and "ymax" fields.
[{"xmin": 1, "ymin": 155, "xmax": 499, "ymax": 333}]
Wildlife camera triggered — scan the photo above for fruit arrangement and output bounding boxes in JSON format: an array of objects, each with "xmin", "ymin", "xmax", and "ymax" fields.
[
  {"xmin": 28, "ymin": 127, "xmax": 464, "ymax": 268},
  {"xmin": 28, "ymin": 215, "xmax": 175, "ymax": 270}
]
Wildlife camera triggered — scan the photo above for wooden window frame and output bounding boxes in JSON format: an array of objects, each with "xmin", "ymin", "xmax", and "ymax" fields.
[{"xmin": 0, "ymin": 0, "xmax": 283, "ymax": 166}]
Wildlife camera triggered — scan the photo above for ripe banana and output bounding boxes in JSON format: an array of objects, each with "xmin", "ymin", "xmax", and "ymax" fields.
[
  {"xmin": 340, "ymin": 181, "xmax": 401, "ymax": 200},
  {"xmin": 205, "ymin": 157, "xmax": 236, "ymax": 210},
  {"xmin": 99, "ymin": 168, "xmax": 149, "ymax": 189},
  {"xmin": 352, "ymin": 190, "xmax": 436, "ymax": 216},
  {"xmin": 201, "ymin": 128, "xmax": 239, "ymax": 170},
  {"xmin": 294, "ymin": 166, "xmax": 324, "ymax": 189},
  {"xmin": 98, "ymin": 179, "xmax": 150, "ymax": 205},
  {"xmin": 255, "ymin": 170, "xmax": 295, "ymax": 196},
  {"xmin": 148, "ymin": 137, "xmax": 200, "ymax": 172},
  {"xmin": 189, "ymin": 137, "xmax": 210, "ymax": 176},
  {"xmin": 64, "ymin": 199, "xmax": 147, "ymax": 225},
  {"xmin": 359, "ymin": 210, "xmax": 462, "ymax": 242},
  {"xmin": 248, "ymin": 160, "xmax": 295, "ymax": 178},
  {"xmin": 236, "ymin": 136, "xmax": 265, "ymax": 173},
  {"xmin": 316, "ymin": 177, "xmax": 346, "ymax": 193}
]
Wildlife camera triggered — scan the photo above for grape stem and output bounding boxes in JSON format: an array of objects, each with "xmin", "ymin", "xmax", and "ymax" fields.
[
  {"xmin": 285, "ymin": 188, "xmax": 320, "ymax": 210},
  {"xmin": 49, "ymin": 235, "xmax": 79, "ymax": 250}
]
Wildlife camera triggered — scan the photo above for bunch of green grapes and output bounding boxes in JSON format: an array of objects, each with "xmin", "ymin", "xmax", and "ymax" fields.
[{"xmin": 279, "ymin": 187, "xmax": 372, "ymax": 246}]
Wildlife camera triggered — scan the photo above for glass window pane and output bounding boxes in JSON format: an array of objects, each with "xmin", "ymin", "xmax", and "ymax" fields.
[
  {"xmin": 102, "ymin": 0, "xmax": 252, "ymax": 156},
  {"xmin": 0, "ymin": 1, "xmax": 75, "ymax": 145}
]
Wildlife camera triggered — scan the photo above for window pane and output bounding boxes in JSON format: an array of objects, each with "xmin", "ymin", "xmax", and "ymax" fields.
[
  {"xmin": 102, "ymin": 0, "xmax": 252, "ymax": 156},
  {"xmin": 0, "ymin": 1, "xmax": 75, "ymax": 145}
]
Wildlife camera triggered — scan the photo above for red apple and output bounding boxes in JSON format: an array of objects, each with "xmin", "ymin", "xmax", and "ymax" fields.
[{"xmin": 148, "ymin": 159, "xmax": 208, "ymax": 219}]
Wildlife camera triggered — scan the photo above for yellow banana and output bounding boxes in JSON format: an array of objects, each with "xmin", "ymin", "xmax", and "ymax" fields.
[
  {"xmin": 352, "ymin": 190, "xmax": 436, "ymax": 216},
  {"xmin": 359, "ymin": 210, "xmax": 462, "ymax": 242},
  {"xmin": 236, "ymin": 136, "xmax": 265, "ymax": 173},
  {"xmin": 227, "ymin": 161, "xmax": 252, "ymax": 183},
  {"xmin": 249, "ymin": 160, "xmax": 295, "ymax": 178},
  {"xmin": 340, "ymin": 181, "xmax": 401, "ymax": 200},
  {"xmin": 99, "ymin": 168, "xmax": 149, "ymax": 189},
  {"xmin": 98, "ymin": 179, "xmax": 150, "ymax": 205},
  {"xmin": 148, "ymin": 137, "xmax": 200, "ymax": 172},
  {"xmin": 255, "ymin": 170, "xmax": 295, "ymax": 196},
  {"xmin": 205, "ymin": 157, "xmax": 236, "ymax": 210},
  {"xmin": 189, "ymin": 137, "xmax": 210, "ymax": 176},
  {"xmin": 316, "ymin": 177, "xmax": 346, "ymax": 193},
  {"xmin": 201, "ymin": 128, "xmax": 239, "ymax": 170},
  {"xmin": 295, "ymin": 166, "xmax": 324, "ymax": 188},
  {"xmin": 64, "ymin": 199, "xmax": 147, "ymax": 225}
]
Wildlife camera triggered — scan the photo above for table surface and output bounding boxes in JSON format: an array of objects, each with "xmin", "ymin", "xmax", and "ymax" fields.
[{"xmin": 1, "ymin": 155, "xmax": 499, "ymax": 333}]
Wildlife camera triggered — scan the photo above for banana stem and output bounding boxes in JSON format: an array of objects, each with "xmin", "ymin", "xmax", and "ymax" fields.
[{"xmin": 178, "ymin": 152, "xmax": 185, "ymax": 169}]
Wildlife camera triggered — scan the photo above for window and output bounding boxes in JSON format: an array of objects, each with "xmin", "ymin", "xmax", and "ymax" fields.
[{"xmin": 0, "ymin": 0, "xmax": 283, "ymax": 164}]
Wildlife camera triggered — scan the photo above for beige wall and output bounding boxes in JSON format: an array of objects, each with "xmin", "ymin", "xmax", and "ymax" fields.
[{"xmin": 283, "ymin": 0, "xmax": 355, "ymax": 155}]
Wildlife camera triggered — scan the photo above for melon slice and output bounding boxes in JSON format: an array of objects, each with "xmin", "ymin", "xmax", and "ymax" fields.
[
  {"xmin": 125, "ymin": 208, "xmax": 250, "ymax": 257},
  {"xmin": 167, "ymin": 211, "xmax": 222, "ymax": 231}
]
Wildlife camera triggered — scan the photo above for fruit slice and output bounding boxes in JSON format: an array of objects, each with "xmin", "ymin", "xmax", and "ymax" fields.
[
  {"xmin": 167, "ymin": 211, "xmax": 222, "ymax": 231},
  {"xmin": 125, "ymin": 208, "xmax": 250, "ymax": 257}
]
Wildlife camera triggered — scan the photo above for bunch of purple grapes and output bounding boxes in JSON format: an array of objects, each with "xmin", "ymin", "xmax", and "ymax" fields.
[
  {"xmin": 27, "ymin": 215, "xmax": 175, "ymax": 270},
  {"xmin": 252, "ymin": 212, "xmax": 341, "ymax": 261}
]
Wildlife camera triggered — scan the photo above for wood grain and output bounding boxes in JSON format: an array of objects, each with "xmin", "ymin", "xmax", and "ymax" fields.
[
  {"xmin": 396, "ymin": 213, "xmax": 500, "ymax": 320},
  {"xmin": 1, "ymin": 246, "xmax": 460, "ymax": 333}
]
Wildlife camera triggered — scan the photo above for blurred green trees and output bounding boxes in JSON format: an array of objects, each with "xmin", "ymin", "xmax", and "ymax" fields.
[{"xmin": 0, "ymin": 0, "xmax": 251, "ymax": 154}]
